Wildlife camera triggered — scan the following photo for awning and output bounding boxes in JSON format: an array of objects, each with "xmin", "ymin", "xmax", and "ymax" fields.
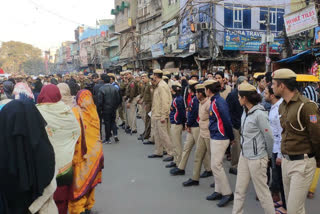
[
  {"xmin": 176, "ymin": 52, "xmax": 194, "ymax": 58},
  {"xmin": 161, "ymin": 20, "xmax": 177, "ymax": 30},
  {"xmin": 277, "ymin": 49, "xmax": 311, "ymax": 63}
]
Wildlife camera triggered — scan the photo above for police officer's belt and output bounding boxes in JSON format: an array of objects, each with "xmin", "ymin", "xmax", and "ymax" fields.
[{"xmin": 283, "ymin": 154, "xmax": 315, "ymax": 161}]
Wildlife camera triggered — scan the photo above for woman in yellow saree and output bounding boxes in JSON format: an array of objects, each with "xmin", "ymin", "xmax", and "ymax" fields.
[{"xmin": 64, "ymin": 88, "xmax": 104, "ymax": 214}]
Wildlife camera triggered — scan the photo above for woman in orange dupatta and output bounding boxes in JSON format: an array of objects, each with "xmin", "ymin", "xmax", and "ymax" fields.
[{"xmin": 58, "ymin": 85, "xmax": 104, "ymax": 214}]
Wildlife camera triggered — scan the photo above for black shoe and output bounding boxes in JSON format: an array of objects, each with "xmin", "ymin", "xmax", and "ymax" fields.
[
  {"xmin": 131, "ymin": 130, "xmax": 137, "ymax": 134},
  {"xmin": 163, "ymin": 156, "xmax": 174, "ymax": 162},
  {"xmin": 165, "ymin": 162, "xmax": 176, "ymax": 168},
  {"xmin": 125, "ymin": 128, "xmax": 131, "ymax": 134},
  {"xmin": 114, "ymin": 136, "xmax": 119, "ymax": 142},
  {"xmin": 206, "ymin": 192, "xmax": 222, "ymax": 201},
  {"xmin": 170, "ymin": 167, "xmax": 185, "ymax": 176},
  {"xmin": 229, "ymin": 168, "xmax": 238, "ymax": 175},
  {"xmin": 183, "ymin": 178, "xmax": 199, "ymax": 187},
  {"xmin": 148, "ymin": 154, "xmax": 163, "ymax": 158},
  {"xmin": 217, "ymin": 194, "xmax": 234, "ymax": 207},
  {"xmin": 102, "ymin": 140, "xmax": 111, "ymax": 144},
  {"xmin": 137, "ymin": 116, "xmax": 142, "ymax": 119},
  {"xmin": 143, "ymin": 141, "xmax": 155, "ymax": 145},
  {"xmin": 200, "ymin": 171, "xmax": 213, "ymax": 178},
  {"xmin": 163, "ymin": 151, "xmax": 168, "ymax": 155},
  {"xmin": 138, "ymin": 136, "xmax": 143, "ymax": 141},
  {"xmin": 85, "ymin": 210, "xmax": 91, "ymax": 214},
  {"xmin": 120, "ymin": 122, "xmax": 125, "ymax": 127},
  {"xmin": 210, "ymin": 182, "xmax": 215, "ymax": 188}
]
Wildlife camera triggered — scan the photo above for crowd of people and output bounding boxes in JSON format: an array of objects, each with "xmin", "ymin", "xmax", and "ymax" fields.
[{"xmin": 0, "ymin": 67, "xmax": 319, "ymax": 214}]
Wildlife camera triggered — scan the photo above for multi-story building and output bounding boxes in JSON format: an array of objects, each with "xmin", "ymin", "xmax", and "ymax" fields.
[
  {"xmin": 112, "ymin": 0, "xmax": 138, "ymax": 69},
  {"xmin": 136, "ymin": 0, "xmax": 163, "ymax": 69}
]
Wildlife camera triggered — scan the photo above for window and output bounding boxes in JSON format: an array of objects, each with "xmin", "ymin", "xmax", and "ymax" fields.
[
  {"xmin": 169, "ymin": 0, "xmax": 176, "ymax": 5},
  {"xmin": 260, "ymin": 8, "xmax": 285, "ymax": 31},
  {"xmin": 224, "ymin": 4, "xmax": 251, "ymax": 29}
]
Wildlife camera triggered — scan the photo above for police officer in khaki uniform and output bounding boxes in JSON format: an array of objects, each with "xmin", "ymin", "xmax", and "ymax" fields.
[
  {"xmin": 139, "ymin": 74, "xmax": 152, "ymax": 142},
  {"xmin": 118, "ymin": 71, "xmax": 126, "ymax": 127},
  {"xmin": 182, "ymin": 83, "xmax": 213, "ymax": 186},
  {"xmin": 148, "ymin": 69, "xmax": 175, "ymax": 158},
  {"xmin": 272, "ymin": 69, "xmax": 320, "ymax": 214},
  {"xmin": 171, "ymin": 80, "xmax": 211, "ymax": 175},
  {"xmin": 125, "ymin": 70, "xmax": 139, "ymax": 134}
]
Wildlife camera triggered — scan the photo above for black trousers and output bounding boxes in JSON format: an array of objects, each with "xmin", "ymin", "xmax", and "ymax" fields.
[
  {"xmin": 271, "ymin": 152, "xmax": 286, "ymax": 209},
  {"xmin": 103, "ymin": 111, "xmax": 116, "ymax": 141}
]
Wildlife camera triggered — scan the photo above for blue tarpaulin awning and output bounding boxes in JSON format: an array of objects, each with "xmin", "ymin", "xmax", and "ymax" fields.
[{"xmin": 277, "ymin": 48, "xmax": 319, "ymax": 63}]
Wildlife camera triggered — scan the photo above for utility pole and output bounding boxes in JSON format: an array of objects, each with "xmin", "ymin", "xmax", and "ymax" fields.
[{"xmin": 265, "ymin": 7, "xmax": 270, "ymax": 73}]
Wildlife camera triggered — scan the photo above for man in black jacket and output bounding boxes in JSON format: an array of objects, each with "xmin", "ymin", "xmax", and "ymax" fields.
[
  {"xmin": 226, "ymin": 76, "xmax": 246, "ymax": 175},
  {"xmin": 98, "ymin": 74, "xmax": 121, "ymax": 144}
]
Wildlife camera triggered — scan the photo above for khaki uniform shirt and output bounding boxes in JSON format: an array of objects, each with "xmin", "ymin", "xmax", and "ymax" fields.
[
  {"xmin": 120, "ymin": 80, "xmax": 127, "ymax": 97},
  {"xmin": 220, "ymin": 85, "xmax": 232, "ymax": 100},
  {"xmin": 126, "ymin": 77, "xmax": 139, "ymax": 103},
  {"xmin": 279, "ymin": 92, "xmax": 320, "ymax": 161},
  {"xmin": 198, "ymin": 98, "xmax": 211, "ymax": 139},
  {"xmin": 151, "ymin": 80, "xmax": 172, "ymax": 120},
  {"xmin": 143, "ymin": 81, "xmax": 153, "ymax": 105}
]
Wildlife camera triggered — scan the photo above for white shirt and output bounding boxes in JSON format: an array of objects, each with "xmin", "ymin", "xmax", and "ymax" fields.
[{"xmin": 269, "ymin": 98, "xmax": 283, "ymax": 158}]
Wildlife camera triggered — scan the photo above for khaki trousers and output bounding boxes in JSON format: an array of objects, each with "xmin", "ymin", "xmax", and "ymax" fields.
[
  {"xmin": 149, "ymin": 117, "xmax": 155, "ymax": 143},
  {"xmin": 210, "ymin": 139, "xmax": 232, "ymax": 196},
  {"xmin": 153, "ymin": 118, "xmax": 175, "ymax": 156},
  {"xmin": 178, "ymin": 127, "xmax": 200, "ymax": 170},
  {"xmin": 282, "ymin": 156, "xmax": 316, "ymax": 214},
  {"xmin": 127, "ymin": 97, "xmax": 138, "ymax": 131},
  {"xmin": 118, "ymin": 102, "xmax": 125, "ymax": 123},
  {"xmin": 143, "ymin": 104, "xmax": 152, "ymax": 140},
  {"xmin": 192, "ymin": 136, "xmax": 211, "ymax": 181},
  {"xmin": 170, "ymin": 124, "xmax": 183, "ymax": 165},
  {"xmin": 231, "ymin": 128, "xmax": 241, "ymax": 168},
  {"xmin": 232, "ymin": 155, "xmax": 274, "ymax": 214}
]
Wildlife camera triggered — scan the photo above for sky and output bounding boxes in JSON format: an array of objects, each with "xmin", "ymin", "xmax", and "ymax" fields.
[{"xmin": 0, "ymin": 0, "xmax": 114, "ymax": 51}]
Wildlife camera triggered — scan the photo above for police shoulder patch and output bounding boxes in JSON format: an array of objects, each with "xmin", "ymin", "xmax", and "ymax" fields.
[
  {"xmin": 310, "ymin": 115, "xmax": 317, "ymax": 123},
  {"xmin": 130, "ymin": 83, "xmax": 135, "ymax": 88}
]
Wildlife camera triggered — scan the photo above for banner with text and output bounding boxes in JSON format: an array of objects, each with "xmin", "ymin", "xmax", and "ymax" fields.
[
  {"xmin": 284, "ymin": 4, "xmax": 318, "ymax": 37},
  {"xmin": 224, "ymin": 30, "xmax": 282, "ymax": 52}
]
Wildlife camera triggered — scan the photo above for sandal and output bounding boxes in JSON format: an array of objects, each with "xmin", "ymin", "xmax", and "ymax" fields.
[
  {"xmin": 307, "ymin": 191, "xmax": 314, "ymax": 199},
  {"xmin": 275, "ymin": 207, "xmax": 287, "ymax": 214}
]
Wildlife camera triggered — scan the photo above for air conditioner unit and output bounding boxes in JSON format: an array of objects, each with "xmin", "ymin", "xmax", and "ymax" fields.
[{"xmin": 201, "ymin": 23, "xmax": 209, "ymax": 30}]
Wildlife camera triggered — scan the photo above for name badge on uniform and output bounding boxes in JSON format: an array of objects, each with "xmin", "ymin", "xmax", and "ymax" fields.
[
  {"xmin": 210, "ymin": 111, "xmax": 213, "ymax": 116},
  {"xmin": 310, "ymin": 115, "xmax": 317, "ymax": 123}
]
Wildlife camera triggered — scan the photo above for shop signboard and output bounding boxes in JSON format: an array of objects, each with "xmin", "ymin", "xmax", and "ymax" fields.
[
  {"xmin": 284, "ymin": 4, "xmax": 318, "ymax": 37},
  {"xmin": 151, "ymin": 43, "xmax": 164, "ymax": 58},
  {"xmin": 224, "ymin": 30, "xmax": 282, "ymax": 52}
]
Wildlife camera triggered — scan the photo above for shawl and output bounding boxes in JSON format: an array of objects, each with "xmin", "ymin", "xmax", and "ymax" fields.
[
  {"xmin": 70, "ymin": 90, "xmax": 103, "ymax": 200},
  {"xmin": 0, "ymin": 100, "xmax": 55, "ymax": 208},
  {"xmin": 12, "ymin": 82, "xmax": 35, "ymax": 101},
  {"xmin": 37, "ymin": 101, "xmax": 80, "ymax": 177},
  {"xmin": 37, "ymin": 84, "xmax": 62, "ymax": 104},
  {"xmin": 57, "ymin": 83, "xmax": 75, "ymax": 107}
]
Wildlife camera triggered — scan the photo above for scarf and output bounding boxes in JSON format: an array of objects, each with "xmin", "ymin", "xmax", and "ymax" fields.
[
  {"xmin": 13, "ymin": 82, "xmax": 35, "ymax": 101},
  {"xmin": 57, "ymin": 83, "xmax": 75, "ymax": 107},
  {"xmin": 37, "ymin": 87, "xmax": 80, "ymax": 177},
  {"xmin": 37, "ymin": 84, "xmax": 62, "ymax": 104}
]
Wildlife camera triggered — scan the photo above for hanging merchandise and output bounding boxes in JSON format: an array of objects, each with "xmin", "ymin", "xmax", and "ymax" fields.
[{"xmin": 311, "ymin": 61, "xmax": 318, "ymax": 76}]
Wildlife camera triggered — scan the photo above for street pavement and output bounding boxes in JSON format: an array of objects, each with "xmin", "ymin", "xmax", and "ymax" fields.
[{"xmin": 93, "ymin": 120, "xmax": 319, "ymax": 214}]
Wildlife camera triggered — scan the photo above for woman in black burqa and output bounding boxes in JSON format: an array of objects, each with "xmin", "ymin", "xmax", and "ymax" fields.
[{"xmin": 0, "ymin": 100, "xmax": 55, "ymax": 213}]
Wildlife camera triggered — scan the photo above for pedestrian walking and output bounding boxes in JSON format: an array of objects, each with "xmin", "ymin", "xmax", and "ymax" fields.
[
  {"xmin": 232, "ymin": 83, "xmax": 274, "ymax": 214},
  {"xmin": 98, "ymin": 74, "xmax": 121, "ymax": 144},
  {"xmin": 0, "ymin": 100, "xmax": 57, "ymax": 214},
  {"xmin": 272, "ymin": 69, "xmax": 320, "ymax": 214},
  {"xmin": 37, "ymin": 84, "xmax": 81, "ymax": 214}
]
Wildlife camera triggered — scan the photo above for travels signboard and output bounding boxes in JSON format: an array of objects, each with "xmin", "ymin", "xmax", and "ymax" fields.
[
  {"xmin": 284, "ymin": 4, "xmax": 318, "ymax": 37},
  {"xmin": 224, "ymin": 30, "xmax": 282, "ymax": 52}
]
